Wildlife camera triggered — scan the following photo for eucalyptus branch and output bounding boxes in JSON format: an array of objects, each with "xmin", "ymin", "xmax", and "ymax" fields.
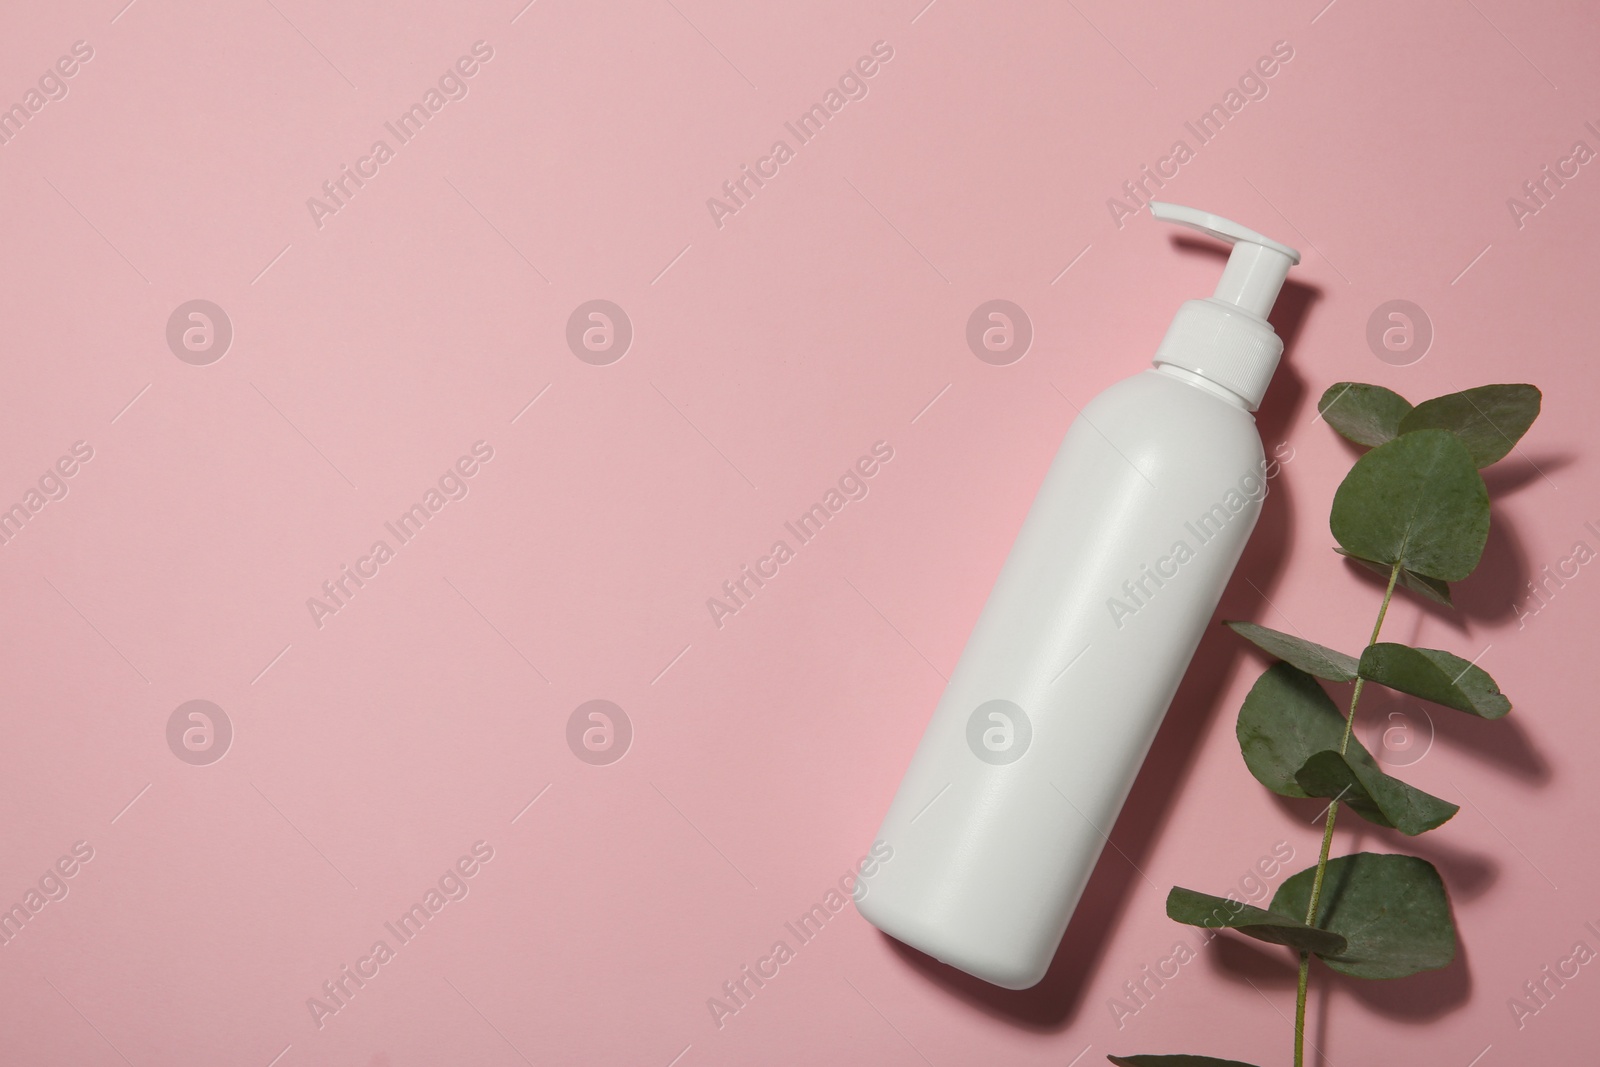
[{"xmin": 1110, "ymin": 382, "xmax": 1538, "ymax": 1067}]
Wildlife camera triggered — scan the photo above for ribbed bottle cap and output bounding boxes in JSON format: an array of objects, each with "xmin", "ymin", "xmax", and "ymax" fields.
[{"xmin": 1154, "ymin": 299, "xmax": 1283, "ymax": 409}]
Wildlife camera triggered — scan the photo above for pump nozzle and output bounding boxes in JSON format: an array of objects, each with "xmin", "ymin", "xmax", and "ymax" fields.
[
  {"xmin": 1146, "ymin": 203, "xmax": 1302, "ymax": 410},
  {"xmin": 1150, "ymin": 202, "xmax": 1300, "ymax": 319}
]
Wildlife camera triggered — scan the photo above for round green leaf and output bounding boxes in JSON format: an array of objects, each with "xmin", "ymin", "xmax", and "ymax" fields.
[
  {"xmin": 1293, "ymin": 750, "xmax": 1459, "ymax": 836},
  {"xmin": 1330, "ymin": 429, "xmax": 1490, "ymax": 582},
  {"xmin": 1237, "ymin": 663, "xmax": 1347, "ymax": 798},
  {"xmin": 1225, "ymin": 620, "xmax": 1359, "ymax": 681},
  {"xmin": 1398, "ymin": 384, "xmax": 1541, "ymax": 467},
  {"xmin": 1271, "ymin": 853, "xmax": 1457, "ymax": 979},
  {"xmin": 1359, "ymin": 643, "xmax": 1511, "ymax": 719},
  {"xmin": 1167, "ymin": 886, "xmax": 1348, "ymax": 954},
  {"xmin": 1318, "ymin": 382, "xmax": 1413, "ymax": 447},
  {"xmin": 1108, "ymin": 1058, "xmax": 1264, "ymax": 1067}
]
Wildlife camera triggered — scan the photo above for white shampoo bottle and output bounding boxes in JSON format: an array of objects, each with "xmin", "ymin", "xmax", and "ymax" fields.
[{"xmin": 859, "ymin": 203, "xmax": 1301, "ymax": 989}]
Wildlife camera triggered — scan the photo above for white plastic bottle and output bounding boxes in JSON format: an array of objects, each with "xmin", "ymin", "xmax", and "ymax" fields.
[{"xmin": 859, "ymin": 204, "xmax": 1301, "ymax": 989}]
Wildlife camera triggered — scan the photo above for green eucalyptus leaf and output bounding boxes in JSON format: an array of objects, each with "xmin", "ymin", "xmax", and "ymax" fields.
[
  {"xmin": 1237, "ymin": 663, "xmax": 1349, "ymax": 798},
  {"xmin": 1293, "ymin": 750, "xmax": 1459, "ymax": 835},
  {"xmin": 1228, "ymin": 662, "xmax": 1408, "ymax": 806},
  {"xmin": 1224, "ymin": 621, "xmax": 1359, "ymax": 681},
  {"xmin": 1167, "ymin": 886, "xmax": 1348, "ymax": 954},
  {"xmin": 1359, "ymin": 643, "xmax": 1511, "ymax": 719},
  {"xmin": 1271, "ymin": 853, "xmax": 1457, "ymax": 979},
  {"xmin": 1108, "ymin": 1057, "xmax": 1265, "ymax": 1067},
  {"xmin": 1398, "ymin": 384, "xmax": 1542, "ymax": 467},
  {"xmin": 1318, "ymin": 382, "xmax": 1414, "ymax": 447},
  {"xmin": 1334, "ymin": 548, "xmax": 1453, "ymax": 607},
  {"xmin": 1330, "ymin": 429, "xmax": 1490, "ymax": 582}
]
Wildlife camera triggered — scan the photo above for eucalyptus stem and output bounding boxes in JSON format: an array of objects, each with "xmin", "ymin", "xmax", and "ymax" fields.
[
  {"xmin": 1292, "ymin": 560, "xmax": 1401, "ymax": 1067},
  {"xmin": 1293, "ymin": 951, "xmax": 1310, "ymax": 1067}
]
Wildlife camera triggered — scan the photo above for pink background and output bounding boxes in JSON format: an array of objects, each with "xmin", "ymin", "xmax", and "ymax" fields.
[{"xmin": 1, "ymin": 0, "xmax": 1595, "ymax": 1063}]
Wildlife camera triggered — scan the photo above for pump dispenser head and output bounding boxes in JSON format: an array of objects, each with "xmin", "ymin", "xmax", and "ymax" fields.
[{"xmin": 1148, "ymin": 202, "xmax": 1302, "ymax": 410}]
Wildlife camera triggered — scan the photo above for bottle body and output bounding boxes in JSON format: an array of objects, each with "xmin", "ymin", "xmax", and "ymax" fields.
[{"xmin": 858, "ymin": 366, "xmax": 1271, "ymax": 989}]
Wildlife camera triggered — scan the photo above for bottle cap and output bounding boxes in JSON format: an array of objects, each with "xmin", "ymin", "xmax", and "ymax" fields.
[{"xmin": 1148, "ymin": 202, "xmax": 1301, "ymax": 410}]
